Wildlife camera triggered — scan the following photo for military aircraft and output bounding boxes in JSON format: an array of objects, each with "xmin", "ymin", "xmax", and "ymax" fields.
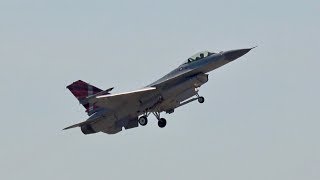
[{"xmin": 64, "ymin": 47, "xmax": 254, "ymax": 135}]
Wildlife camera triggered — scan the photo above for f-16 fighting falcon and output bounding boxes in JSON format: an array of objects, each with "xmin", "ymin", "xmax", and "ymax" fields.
[{"xmin": 64, "ymin": 47, "xmax": 255, "ymax": 135}]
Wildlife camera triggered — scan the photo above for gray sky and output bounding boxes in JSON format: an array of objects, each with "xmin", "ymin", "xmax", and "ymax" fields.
[{"xmin": 0, "ymin": 0, "xmax": 319, "ymax": 179}]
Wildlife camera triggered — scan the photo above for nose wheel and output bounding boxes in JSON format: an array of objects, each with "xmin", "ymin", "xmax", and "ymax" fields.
[
  {"xmin": 196, "ymin": 91, "xmax": 205, "ymax": 103},
  {"xmin": 198, "ymin": 96, "xmax": 205, "ymax": 103}
]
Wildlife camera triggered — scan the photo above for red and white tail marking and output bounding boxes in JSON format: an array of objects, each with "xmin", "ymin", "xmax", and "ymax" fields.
[{"xmin": 67, "ymin": 80, "xmax": 105, "ymax": 114}]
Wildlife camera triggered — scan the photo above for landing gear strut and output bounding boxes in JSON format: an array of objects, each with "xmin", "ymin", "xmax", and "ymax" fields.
[
  {"xmin": 139, "ymin": 91, "xmax": 204, "ymax": 128},
  {"xmin": 152, "ymin": 111, "xmax": 167, "ymax": 128},
  {"xmin": 138, "ymin": 111, "xmax": 167, "ymax": 128},
  {"xmin": 196, "ymin": 91, "xmax": 205, "ymax": 103}
]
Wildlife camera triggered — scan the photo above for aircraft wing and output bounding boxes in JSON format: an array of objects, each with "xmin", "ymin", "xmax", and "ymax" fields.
[{"xmin": 89, "ymin": 87, "xmax": 158, "ymax": 110}]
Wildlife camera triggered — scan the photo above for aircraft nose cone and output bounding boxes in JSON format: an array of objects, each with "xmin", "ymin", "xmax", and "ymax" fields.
[{"xmin": 224, "ymin": 48, "xmax": 254, "ymax": 61}]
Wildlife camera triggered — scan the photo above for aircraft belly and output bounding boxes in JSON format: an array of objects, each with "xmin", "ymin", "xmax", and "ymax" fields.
[
  {"xmin": 91, "ymin": 115, "xmax": 118, "ymax": 133},
  {"xmin": 160, "ymin": 88, "xmax": 197, "ymax": 111},
  {"xmin": 161, "ymin": 73, "xmax": 207, "ymax": 99},
  {"xmin": 89, "ymin": 74, "xmax": 208, "ymax": 133},
  {"xmin": 90, "ymin": 108, "xmax": 141, "ymax": 134},
  {"xmin": 159, "ymin": 74, "xmax": 208, "ymax": 111},
  {"xmin": 176, "ymin": 88, "xmax": 197, "ymax": 102}
]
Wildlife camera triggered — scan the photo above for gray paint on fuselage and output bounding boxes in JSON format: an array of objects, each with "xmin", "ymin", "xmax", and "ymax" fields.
[
  {"xmin": 148, "ymin": 53, "xmax": 227, "ymax": 88},
  {"xmin": 83, "ymin": 48, "xmax": 253, "ymax": 134}
]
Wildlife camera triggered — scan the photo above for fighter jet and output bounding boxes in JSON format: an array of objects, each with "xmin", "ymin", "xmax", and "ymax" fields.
[{"xmin": 64, "ymin": 47, "xmax": 254, "ymax": 135}]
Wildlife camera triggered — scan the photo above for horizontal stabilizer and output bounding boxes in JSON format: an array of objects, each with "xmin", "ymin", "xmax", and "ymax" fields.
[
  {"xmin": 63, "ymin": 118, "xmax": 99, "ymax": 130},
  {"xmin": 63, "ymin": 122, "xmax": 83, "ymax": 130}
]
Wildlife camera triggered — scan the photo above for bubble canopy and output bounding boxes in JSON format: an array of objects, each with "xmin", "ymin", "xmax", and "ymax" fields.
[{"xmin": 181, "ymin": 51, "xmax": 215, "ymax": 65}]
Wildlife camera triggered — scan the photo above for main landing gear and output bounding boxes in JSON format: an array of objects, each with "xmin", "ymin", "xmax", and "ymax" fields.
[
  {"xmin": 138, "ymin": 92, "xmax": 205, "ymax": 128},
  {"xmin": 158, "ymin": 118, "xmax": 167, "ymax": 128},
  {"xmin": 138, "ymin": 116, "xmax": 148, "ymax": 126},
  {"xmin": 153, "ymin": 111, "xmax": 167, "ymax": 128},
  {"xmin": 138, "ymin": 111, "xmax": 167, "ymax": 128}
]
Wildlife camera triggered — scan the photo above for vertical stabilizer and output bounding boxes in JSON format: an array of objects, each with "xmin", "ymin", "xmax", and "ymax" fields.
[{"xmin": 67, "ymin": 80, "xmax": 104, "ymax": 115}]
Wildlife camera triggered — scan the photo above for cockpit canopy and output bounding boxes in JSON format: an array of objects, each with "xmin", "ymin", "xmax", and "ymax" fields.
[{"xmin": 181, "ymin": 51, "xmax": 215, "ymax": 65}]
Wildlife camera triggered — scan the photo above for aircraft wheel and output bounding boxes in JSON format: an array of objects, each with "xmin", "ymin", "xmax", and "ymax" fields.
[
  {"xmin": 158, "ymin": 118, "xmax": 167, "ymax": 128},
  {"xmin": 138, "ymin": 116, "xmax": 148, "ymax": 126},
  {"xmin": 198, "ymin": 96, "xmax": 205, "ymax": 103}
]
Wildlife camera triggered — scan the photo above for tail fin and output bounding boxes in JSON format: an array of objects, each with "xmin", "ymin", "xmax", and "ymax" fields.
[
  {"xmin": 67, "ymin": 80, "xmax": 103, "ymax": 99},
  {"xmin": 67, "ymin": 80, "xmax": 104, "ymax": 115}
]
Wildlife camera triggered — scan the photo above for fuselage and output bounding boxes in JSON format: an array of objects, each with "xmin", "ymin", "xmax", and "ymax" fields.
[{"xmin": 84, "ymin": 48, "xmax": 253, "ymax": 134}]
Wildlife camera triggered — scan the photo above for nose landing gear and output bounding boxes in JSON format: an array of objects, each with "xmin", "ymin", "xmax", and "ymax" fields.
[
  {"xmin": 198, "ymin": 96, "xmax": 205, "ymax": 103},
  {"xmin": 196, "ymin": 91, "xmax": 205, "ymax": 103}
]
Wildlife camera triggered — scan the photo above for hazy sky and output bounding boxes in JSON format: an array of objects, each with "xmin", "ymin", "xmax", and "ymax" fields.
[{"xmin": 0, "ymin": 0, "xmax": 319, "ymax": 180}]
